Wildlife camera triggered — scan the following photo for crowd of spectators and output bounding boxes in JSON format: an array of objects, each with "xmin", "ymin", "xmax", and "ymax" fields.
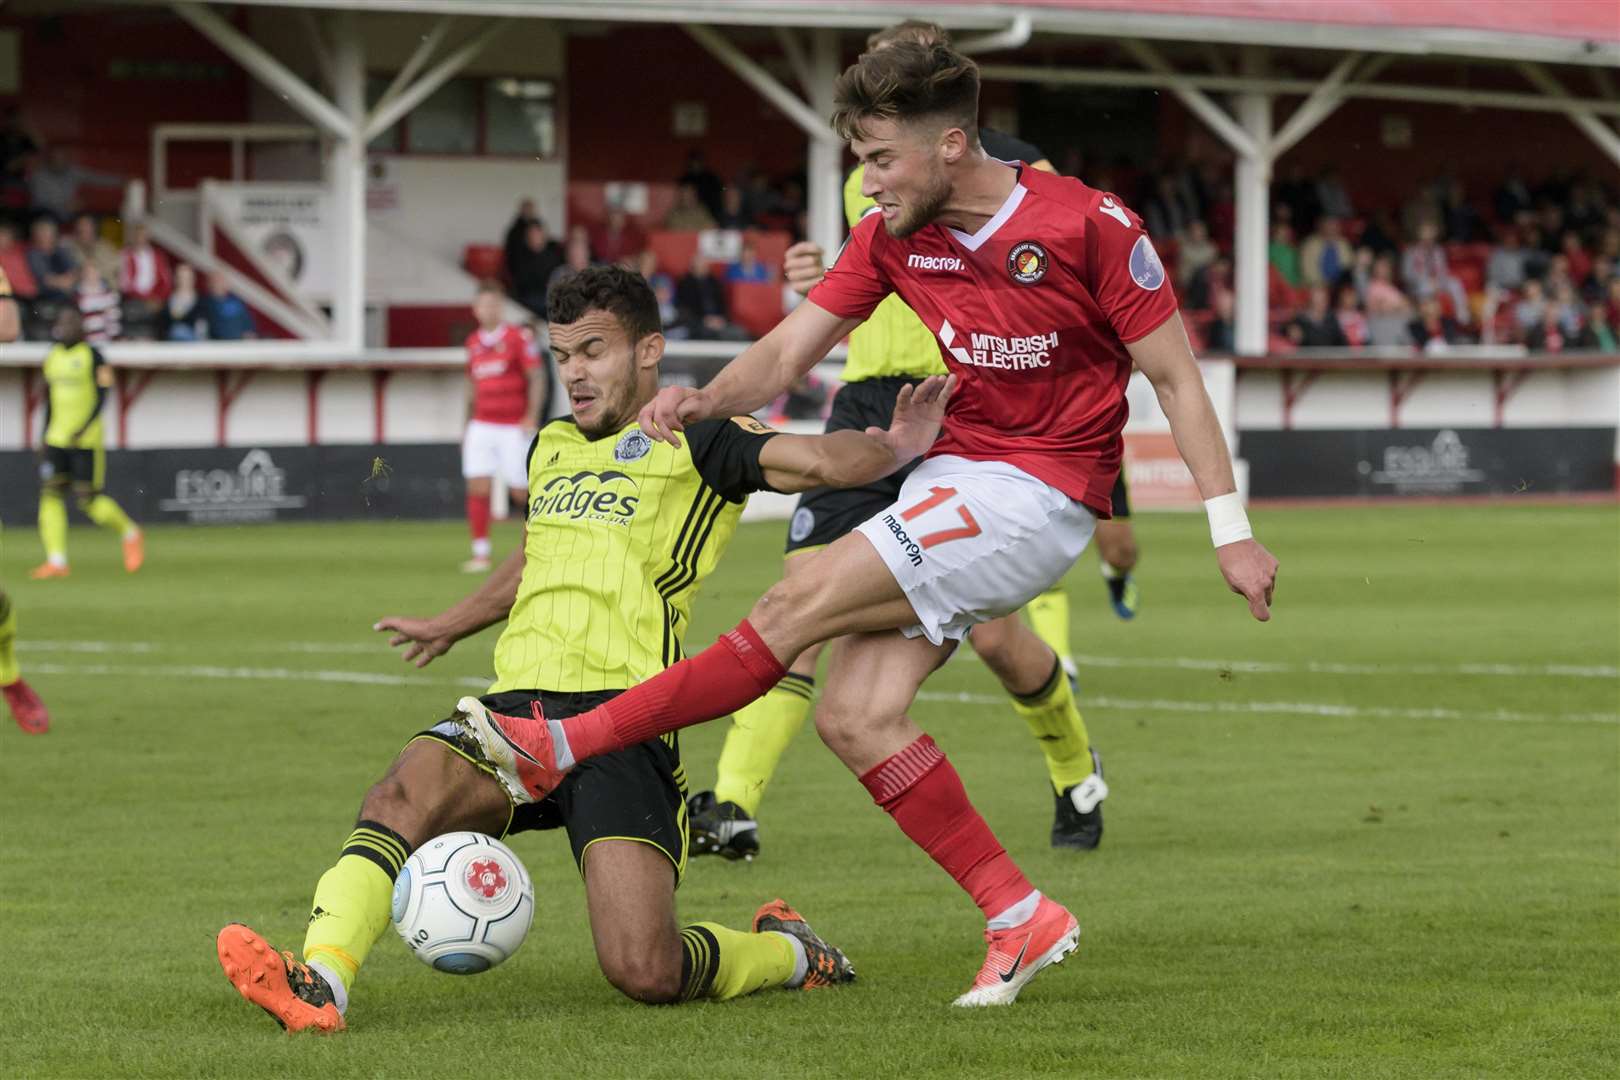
[
  {"xmin": 1, "ymin": 116, "xmax": 257, "ymax": 343},
  {"xmin": 1119, "ymin": 153, "xmax": 1620, "ymax": 353}
]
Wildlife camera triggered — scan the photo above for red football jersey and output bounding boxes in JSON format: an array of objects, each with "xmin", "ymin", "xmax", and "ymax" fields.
[
  {"xmin": 465, "ymin": 324, "xmax": 541, "ymax": 425},
  {"xmin": 809, "ymin": 166, "xmax": 1179, "ymax": 515}
]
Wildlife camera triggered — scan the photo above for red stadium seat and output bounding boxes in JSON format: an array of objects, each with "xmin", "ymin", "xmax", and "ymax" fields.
[
  {"xmin": 728, "ymin": 281, "xmax": 784, "ymax": 338},
  {"xmin": 649, "ymin": 231, "xmax": 700, "ymax": 278},
  {"xmin": 463, "ymin": 244, "xmax": 504, "ymax": 281}
]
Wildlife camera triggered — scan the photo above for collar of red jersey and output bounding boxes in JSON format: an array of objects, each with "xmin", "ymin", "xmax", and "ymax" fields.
[{"xmin": 946, "ymin": 178, "xmax": 1028, "ymax": 253}]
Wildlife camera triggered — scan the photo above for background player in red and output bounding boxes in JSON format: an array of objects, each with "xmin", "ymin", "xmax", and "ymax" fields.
[
  {"xmin": 461, "ymin": 281, "xmax": 548, "ymax": 573},
  {"xmin": 459, "ymin": 40, "xmax": 1278, "ymax": 1006}
]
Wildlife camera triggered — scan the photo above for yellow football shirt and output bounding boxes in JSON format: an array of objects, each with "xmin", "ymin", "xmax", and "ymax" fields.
[
  {"xmin": 42, "ymin": 342, "xmax": 107, "ymax": 449},
  {"xmin": 489, "ymin": 415, "xmax": 778, "ymax": 694}
]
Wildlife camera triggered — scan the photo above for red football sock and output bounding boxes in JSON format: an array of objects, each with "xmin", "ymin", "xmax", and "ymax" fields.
[
  {"xmin": 466, "ymin": 494, "xmax": 491, "ymax": 542},
  {"xmin": 561, "ymin": 620, "xmax": 785, "ymax": 762},
  {"xmin": 860, "ymin": 735, "xmax": 1034, "ymax": 921}
]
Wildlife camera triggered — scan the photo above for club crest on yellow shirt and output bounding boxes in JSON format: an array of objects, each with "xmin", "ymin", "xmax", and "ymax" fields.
[{"xmin": 615, "ymin": 429, "xmax": 652, "ymax": 462}]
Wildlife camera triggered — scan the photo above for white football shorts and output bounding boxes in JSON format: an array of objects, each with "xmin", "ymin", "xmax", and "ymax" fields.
[
  {"xmin": 461, "ymin": 420, "xmax": 532, "ymax": 490},
  {"xmin": 854, "ymin": 455, "xmax": 1097, "ymax": 645}
]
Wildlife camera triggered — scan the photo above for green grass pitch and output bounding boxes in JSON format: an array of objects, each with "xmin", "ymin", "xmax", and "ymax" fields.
[{"xmin": 1, "ymin": 504, "xmax": 1616, "ymax": 1079}]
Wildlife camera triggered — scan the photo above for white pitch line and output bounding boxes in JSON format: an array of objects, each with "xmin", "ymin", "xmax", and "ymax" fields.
[
  {"xmin": 21, "ymin": 661, "xmax": 1617, "ymax": 726},
  {"xmin": 22, "ymin": 640, "xmax": 1619, "ymax": 679}
]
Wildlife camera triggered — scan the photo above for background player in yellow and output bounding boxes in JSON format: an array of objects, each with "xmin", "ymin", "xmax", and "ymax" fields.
[
  {"xmin": 687, "ymin": 19, "xmax": 1115, "ymax": 862},
  {"xmin": 31, "ymin": 307, "xmax": 144, "ymax": 580},
  {"xmin": 214, "ymin": 266, "xmax": 954, "ymax": 1032},
  {"xmin": 0, "ymin": 264, "xmax": 50, "ymax": 733}
]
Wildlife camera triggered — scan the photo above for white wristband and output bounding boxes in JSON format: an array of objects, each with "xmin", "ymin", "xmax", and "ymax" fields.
[{"xmin": 1205, "ymin": 492, "xmax": 1252, "ymax": 548}]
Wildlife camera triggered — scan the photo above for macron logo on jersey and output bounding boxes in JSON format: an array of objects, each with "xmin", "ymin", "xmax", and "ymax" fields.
[{"xmin": 907, "ymin": 253, "xmax": 964, "ymax": 272}]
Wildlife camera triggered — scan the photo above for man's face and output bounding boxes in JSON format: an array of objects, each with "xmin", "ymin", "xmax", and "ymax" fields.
[
  {"xmin": 31, "ymin": 221, "xmax": 55, "ymax": 248},
  {"xmin": 52, "ymin": 308, "xmax": 82, "ymax": 343},
  {"xmin": 853, "ymin": 117, "xmax": 953, "ymax": 238},
  {"xmin": 472, "ymin": 291, "xmax": 503, "ymax": 327},
  {"xmin": 547, "ymin": 310, "xmax": 655, "ymax": 438}
]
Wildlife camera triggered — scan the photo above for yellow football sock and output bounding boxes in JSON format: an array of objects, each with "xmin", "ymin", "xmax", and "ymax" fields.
[
  {"xmin": 713, "ymin": 673, "xmax": 814, "ymax": 816},
  {"xmin": 0, "ymin": 591, "xmax": 19, "ymax": 686},
  {"xmin": 1011, "ymin": 659, "xmax": 1095, "ymax": 793},
  {"xmin": 302, "ymin": 821, "xmax": 413, "ymax": 993},
  {"xmin": 81, "ymin": 494, "xmax": 135, "ymax": 536},
  {"xmin": 679, "ymin": 922, "xmax": 798, "ymax": 1001},
  {"xmin": 38, "ymin": 490, "xmax": 68, "ymax": 563},
  {"xmin": 1024, "ymin": 584, "xmax": 1072, "ymax": 665}
]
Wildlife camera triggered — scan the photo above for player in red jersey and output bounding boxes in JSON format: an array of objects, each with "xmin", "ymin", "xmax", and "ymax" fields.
[
  {"xmin": 455, "ymin": 41, "xmax": 1278, "ymax": 1005},
  {"xmin": 461, "ymin": 281, "xmax": 547, "ymax": 572}
]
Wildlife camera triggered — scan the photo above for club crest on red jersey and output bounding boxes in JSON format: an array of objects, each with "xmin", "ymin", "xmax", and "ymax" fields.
[{"xmin": 1006, "ymin": 241, "xmax": 1048, "ymax": 285}]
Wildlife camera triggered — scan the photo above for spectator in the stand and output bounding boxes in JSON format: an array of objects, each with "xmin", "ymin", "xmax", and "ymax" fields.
[
  {"xmin": 66, "ymin": 213, "xmax": 119, "ymax": 284},
  {"xmin": 1299, "ymin": 215, "xmax": 1353, "ymax": 289},
  {"xmin": 0, "ymin": 222, "xmax": 37, "ymax": 299},
  {"xmin": 75, "ymin": 262, "xmax": 121, "ymax": 343},
  {"xmin": 1519, "ymin": 224, "xmax": 1552, "ymax": 281},
  {"xmin": 593, "ymin": 207, "xmax": 646, "ymax": 267},
  {"xmin": 27, "ymin": 147, "xmax": 122, "ymax": 222},
  {"xmin": 0, "ymin": 107, "xmax": 39, "ymax": 209},
  {"xmin": 167, "ymin": 263, "xmax": 201, "ymax": 340},
  {"xmin": 678, "ymin": 149, "xmax": 725, "ymax": 220},
  {"xmin": 1334, "ymin": 283, "xmax": 1369, "ymax": 347},
  {"xmin": 1588, "ymin": 291, "xmax": 1616, "ymax": 351},
  {"xmin": 664, "ymin": 181, "xmax": 716, "ymax": 231},
  {"xmin": 1408, "ymin": 296, "xmax": 1465, "ymax": 351},
  {"xmin": 1315, "ymin": 168, "xmax": 1354, "ymax": 220},
  {"xmin": 119, "ymin": 222, "xmax": 172, "ymax": 308},
  {"xmin": 25, "ymin": 216, "xmax": 77, "ymax": 303},
  {"xmin": 1512, "ymin": 278, "xmax": 1548, "ymax": 345},
  {"xmin": 1494, "ymin": 168, "xmax": 1534, "ymax": 224},
  {"xmin": 1566, "ymin": 178, "xmax": 1605, "ymax": 234},
  {"xmin": 674, "ymin": 254, "xmax": 744, "ymax": 341},
  {"xmin": 725, "ymin": 236, "xmax": 770, "ymax": 283},
  {"xmin": 1143, "ymin": 173, "xmax": 1194, "ymax": 240},
  {"xmin": 546, "ymin": 225, "xmax": 595, "ymax": 299},
  {"xmin": 1356, "ymin": 210, "xmax": 1400, "ymax": 257},
  {"xmin": 189, "ymin": 271, "xmax": 256, "ymax": 340},
  {"xmin": 741, "ymin": 169, "xmax": 779, "ymax": 222},
  {"xmin": 1204, "ymin": 289, "xmax": 1235, "ymax": 353},
  {"xmin": 1268, "ymin": 221, "xmax": 1300, "ymax": 288},
  {"xmin": 1185, "ymin": 254, "xmax": 1230, "ymax": 311},
  {"xmin": 1440, "ymin": 178, "xmax": 1481, "ymax": 243},
  {"xmin": 507, "ymin": 220, "xmax": 564, "ymax": 318},
  {"xmin": 1176, "ymin": 219, "xmax": 1218, "ymax": 291},
  {"xmin": 1536, "ymin": 203, "xmax": 1566, "ymax": 251},
  {"xmin": 1486, "ymin": 227, "xmax": 1528, "ymax": 292},
  {"xmin": 502, "ymin": 198, "xmax": 540, "ymax": 276},
  {"xmin": 1584, "ymin": 256, "xmax": 1614, "ymax": 306},
  {"xmin": 1363, "ymin": 254, "xmax": 1413, "ymax": 346},
  {"xmin": 635, "ymin": 249, "xmax": 680, "ymax": 335},
  {"xmin": 1549, "ymin": 281, "xmax": 1588, "ymax": 344},
  {"xmin": 1400, "ymin": 220, "xmax": 1471, "ymax": 324},
  {"xmin": 1560, "ymin": 230, "xmax": 1592, "ymax": 286},
  {"xmin": 715, "ymin": 186, "xmax": 752, "ymax": 230},
  {"xmin": 1285, "ymin": 286, "xmax": 1349, "ymax": 348}
]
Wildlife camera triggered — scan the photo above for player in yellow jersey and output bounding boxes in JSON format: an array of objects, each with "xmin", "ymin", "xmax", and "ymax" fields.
[
  {"xmin": 0, "ymin": 264, "xmax": 50, "ymax": 733},
  {"xmin": 215, "ymin": 265, "xmax": 955, "ymax": 1032},
  {"xmin": 685, "ymin": 19, "xmax": 1114, "ymax": 862},
  {"xmin": 30, "ymin": 307, "xmax": 144, "ymax": 580}
]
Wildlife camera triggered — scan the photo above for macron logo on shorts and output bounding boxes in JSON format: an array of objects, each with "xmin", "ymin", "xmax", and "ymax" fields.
[{"xmin": 880, "ymin": 513, "xmax": 924, "ymax": 567}]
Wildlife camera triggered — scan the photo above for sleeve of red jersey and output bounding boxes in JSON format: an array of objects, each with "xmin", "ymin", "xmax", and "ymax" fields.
[
  {"xmin": 1085, "ymin": 193, "xmax": 1181, "ymax": 344},
  {"xmin": 806, "ymin": 213, "xmax": 893, "ymax": 321},
  {"xmin": 516, "ymin": 326, "xmax": 541, "ymax": 371}
]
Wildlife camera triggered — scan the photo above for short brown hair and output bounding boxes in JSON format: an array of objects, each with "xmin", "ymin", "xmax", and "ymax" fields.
[
  {"xmin": 831, "ymin": 41, "xmax": 980, "ymax": 144},
  {"xmin": 475, "ymin": 279, "xmax": 505, "ymax": 298},
  {"xmin": 865, "ymin": 20, "xmax": 950, "ymax": 52}
]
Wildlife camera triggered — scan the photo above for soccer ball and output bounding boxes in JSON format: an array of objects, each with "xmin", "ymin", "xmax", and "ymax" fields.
[{"xmin": 391, "ymin": 832, "xmax": 534, "ymax": 974}]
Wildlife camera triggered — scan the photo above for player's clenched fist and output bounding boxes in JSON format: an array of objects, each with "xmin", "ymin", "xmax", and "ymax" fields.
[
  {"xmin": 1216, "ymin": 539, "xmax": 1279, "ymax": 622},
  {"xmin": 639, "ymin": 385, "xmax": 711, "ymax": 447},
  {"xmin": 783, "ymin": 241, "xmax": 827, "ymax": 298}
]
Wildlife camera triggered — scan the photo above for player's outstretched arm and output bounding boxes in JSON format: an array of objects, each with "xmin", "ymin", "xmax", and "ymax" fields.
[
  {"xmin": 640, "ymin": 300, "xmax": 862, "ymax": 448},
  {"xmin": 1129, "ymin": 313, "xmax": 1279, "ymax": 621},
  {"xmin": 374, "ymin": 545, "xmax": 526, "ymax": 667},
  {"xmin": 755, "ymin": 374, "xmax": 955, "ymax": 493}
]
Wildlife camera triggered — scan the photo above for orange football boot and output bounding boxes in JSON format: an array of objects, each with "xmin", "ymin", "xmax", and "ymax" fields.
[
  {"xmin": 3, "ymin": 679, "xmax": 50, "ymax": 734},
  {"xmin": 953, "ymin": 895, "xmax": 1080, "ymax": 1007},
  {"xmin": 752, "ymin": 898, "xmax": 855, "ymax": 989},
  {"xmin": 216, "ymin": 924, "xmax": 345, "ymax": 1033},
  {"xmin": 122, "ymin": 531, "xmax": 145, "ymax": 573},
  {"xmin": 27, "ymin": 563, "xmax": 69, "ymax": 580}
]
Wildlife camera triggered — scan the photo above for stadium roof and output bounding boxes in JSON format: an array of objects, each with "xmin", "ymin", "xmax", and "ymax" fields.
[{"xmin": 166, "ymin": 0, "xmax": 1619, "ymax": 67}]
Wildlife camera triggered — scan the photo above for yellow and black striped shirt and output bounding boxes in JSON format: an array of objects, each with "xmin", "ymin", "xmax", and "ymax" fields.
[{"xmin": 489, "ymin": 415, "xmax": 779, "ymax": 694}]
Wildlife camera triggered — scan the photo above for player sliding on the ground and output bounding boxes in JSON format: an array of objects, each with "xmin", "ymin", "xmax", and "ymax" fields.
[
  {"xmin": 214, "ymin": 265, "xmax": 956, "ymax": 1032},
  {"xmin": 689, "ymin": 18, "xmax": 1116, "ymax": 864},
  {"xmin": 457, "ymin": 40, "xmax": 1279, "ymax": 1008},
  {"xmin": 29, "ymin": 306, "xmax": 144, "ymax": 580}
]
